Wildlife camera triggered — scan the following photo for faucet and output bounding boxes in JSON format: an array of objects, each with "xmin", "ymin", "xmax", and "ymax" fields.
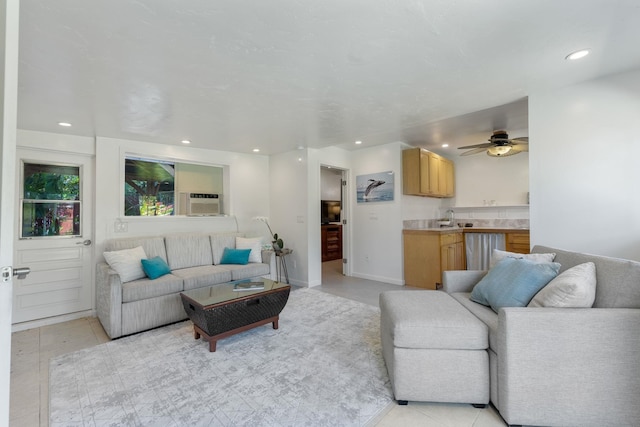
[{"xmin": 446, "ymin": 209, "xmax": 454, "ymax": 224}]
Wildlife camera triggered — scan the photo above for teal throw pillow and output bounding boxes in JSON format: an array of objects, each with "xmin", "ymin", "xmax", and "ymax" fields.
[
  {"xmin": 140, "ymin": 256, "xmax": 171, "ymax": 280},
  {"xmin": 470, "ymin": 257, "xmax": 561, "ymax": 312},
  {"xmin": 219, "ymin": 247, "xmax": 251, "ymax": 265}
]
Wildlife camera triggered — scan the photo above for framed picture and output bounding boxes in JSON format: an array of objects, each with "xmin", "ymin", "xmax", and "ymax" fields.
[{"xmin": 356, "ymin": 171, "xmax": 394, "ymax": 203}]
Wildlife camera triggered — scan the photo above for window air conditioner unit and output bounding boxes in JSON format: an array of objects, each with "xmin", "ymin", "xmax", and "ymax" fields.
[{"xmin": 179, "ymin": 193, "xmax": 221, "ymax": 216}]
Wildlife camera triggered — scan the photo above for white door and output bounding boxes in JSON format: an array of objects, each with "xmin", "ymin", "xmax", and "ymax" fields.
[
  {"xmin": 341, "ymin": 170, "xmax": 349, "ymax": 275},
  {"xmin": 1, "ymin": 0, "xmax": 20, "ymax": 424},
  {"xmin": 12, "ymin": 149, "xmax": 94, "ymax": 323}
]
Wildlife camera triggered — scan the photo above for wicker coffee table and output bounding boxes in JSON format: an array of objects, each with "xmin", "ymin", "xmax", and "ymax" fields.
[{"xmin": 180, "ymin": 278, "xmax": 291, "ymax": 352}]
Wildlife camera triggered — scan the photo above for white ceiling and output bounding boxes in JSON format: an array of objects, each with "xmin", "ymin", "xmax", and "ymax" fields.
[{"xmin": 17, "ymin": 0, "xmax": 640, "ymax": 156}]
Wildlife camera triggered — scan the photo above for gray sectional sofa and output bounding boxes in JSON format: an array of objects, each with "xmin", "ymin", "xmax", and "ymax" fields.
[
  {"xmin": 96, "ymin": 232, "xmax": 273, "ymax": 339},
  {"xmin": 382, "ymin": 245, "xmax": 640, "ymax": 426}
]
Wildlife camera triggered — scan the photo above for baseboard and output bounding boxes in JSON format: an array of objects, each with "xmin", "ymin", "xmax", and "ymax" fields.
[
  {"xmin": 11, "ymin": 309, "xmax": 96, "ymax": 332},
  {"xmin": 350, "ymin": 272, "xmax": 404, "ymax": 286},
  {"xmin": 288, "ymin": 278, "xmax": 310, "ymax": 288}
]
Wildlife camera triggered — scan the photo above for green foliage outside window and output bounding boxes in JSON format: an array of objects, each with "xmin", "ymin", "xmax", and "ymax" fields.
[
  {"xmin": 22, "ymin": 163, "xmax": 81, "ymax": 237},
  {"xmin": 124, "ymin": 158, "xmax": 175, "ymax": 216},
  {"xmin": 24, "ymin": 164, "xmax": 80, "ymax": 200}
]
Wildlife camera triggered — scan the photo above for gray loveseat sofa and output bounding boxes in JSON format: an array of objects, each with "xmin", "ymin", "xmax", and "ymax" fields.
[
  {"xmin": 382, "ymin": 245, "xmax": 640, "ymax": 426},
  {"xmin": 96, "ymin": 232, "xmax": 273, "ymax": 339}
]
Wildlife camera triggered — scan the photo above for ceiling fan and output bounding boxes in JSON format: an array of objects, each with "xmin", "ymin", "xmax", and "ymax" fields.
[{"xmin": 458, "ymin": 130, "xmax": 529, "ymax": 157}]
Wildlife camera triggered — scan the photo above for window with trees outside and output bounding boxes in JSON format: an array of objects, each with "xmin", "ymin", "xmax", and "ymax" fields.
[
  {"xmin": 124, "ymin": 157, "xmax": 175, "ymax": 216},
  {"xmin": 21, "ymin": 163, "xmax": 81, "ymax": 238}
]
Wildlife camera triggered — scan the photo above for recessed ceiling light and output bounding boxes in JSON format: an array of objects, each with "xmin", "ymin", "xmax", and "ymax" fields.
[
  {"xmin": 253, "ymin": 148, "xmax": 260, "ymax": 153},
  {"xmin": 181, "ymin": 140, "xmax": 191, "ymax": 144},
  {"xmin": 58, "ymin": 122, "xmax": 72, "ymax": 127},
  {"xmin": 565, "ymin": 49, "xmax": 590, "ymax": 60},
  {"xmin": 441, "ymin": 143, "xmax": 449, "ymax": 148},
  {"xmin": 355, "ymin": 140, "xmax": 362, "ymax": 145}
]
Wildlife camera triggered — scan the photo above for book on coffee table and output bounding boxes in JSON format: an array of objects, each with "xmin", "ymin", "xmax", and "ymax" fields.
[{"xmin": 233, "ymin": 282, "xmax": 265, "ymax": 291}]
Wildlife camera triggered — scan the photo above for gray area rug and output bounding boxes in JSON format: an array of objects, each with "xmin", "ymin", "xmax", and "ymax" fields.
[{"xmin": 50, "ymin": 289, "xmax": 393, "ymax": 426}]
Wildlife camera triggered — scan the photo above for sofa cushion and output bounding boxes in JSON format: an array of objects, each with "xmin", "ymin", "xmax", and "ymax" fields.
[
  {"xmin": 528, "ymin": 262, "xmax": 597, "ymax": 308},
  {"xmin": 103, "ymin": 246, "xmax": 147, "ymax": 283},
  {"xmin": 210, "ymin": 233, "xmax": 241, "ymax": 265},
  {"xmin": 236, "ymin": 236, "xmax": 263, "ymax": 263},
  {"xmin": 220, "ymin": 247, "xmax": 251, "ymax": 265},
  {"xmin": 122, "ymin": 273, "xmax": 184, "ymax": 303},
  {"xmin": 379, "ymin": 290, "xmax": 488, "ymax": 350},
  {"xmin": 533, "ymin": 245, "xmax": 640, "ymax": 308},
  {"xmin": 141, "ymin": 256, "xmax": 171, "ymax": 280},
  {"xmin": 218, "ymin": 263, "xmax": 270, "ymax": 281},
  {"xmin": 451, "ymin": 292, "xmax": 499, "ymax": 351},
  {"xmin": 165, "ymin": 234, "xmax": 213, "ymax": 270},
  {"xmin": 490, "ymin": 249, "xmax": 556, "ymax": 268},
  {"xmin": 105, "ymin": 237, "xmax": 168, "ymax": 262},
  {"xmin": 471, "ymin": 257, "xmax": 560, "ymax": 312},
  {"xmin": 171, "ymin": 265, "xmax": 232, "ymax": 291}
]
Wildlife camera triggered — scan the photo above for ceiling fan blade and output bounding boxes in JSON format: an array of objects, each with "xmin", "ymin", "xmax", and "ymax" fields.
[
  {"xmin": 458, "ymin": 142, "xmax": 493, "ymax": 150},
  {"xmin": 512, "ymin": 137, "xmax": 529, "ymax": 143},
  {"xmin": 460, "ymin": 147, "xmax": 489, "ymax": 156}
]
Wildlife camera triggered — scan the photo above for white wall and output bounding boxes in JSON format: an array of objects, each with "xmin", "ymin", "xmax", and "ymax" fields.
[
  {"xmin": 452, "ymin": 150, "xmax": 529, "ymax": 207},
  {"xmin": 269, "ymin": 149, "xmax": 309, "ymax": 286},
  {"xmin": 402, "ymin": 193, "xmax": 442, "ymax": 222},
  {"xmin": 350, "ymin": 142, "xmax": 404, "ymax": 285},
  {"xmin": 529, "ymin": 68, "xmax": 640, "ymax": 260},
  {"xmin": 95, "ymin": 137, "xmax": 271, "ymax": 260}
]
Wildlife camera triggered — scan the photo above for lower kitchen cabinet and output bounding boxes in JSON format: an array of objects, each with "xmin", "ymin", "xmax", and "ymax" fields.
[
  {"xmin": 403, "ymin": 229, "xmax": 465, "ymax": 289},
  {"xmin": 506, "ymin": 230, "xmax": 531, "ymax": 254}
]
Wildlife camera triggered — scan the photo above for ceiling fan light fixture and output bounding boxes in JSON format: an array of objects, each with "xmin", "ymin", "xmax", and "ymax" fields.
[{"xmin": 487, "ymin": 145, "xmax": 512, "ymax": 157}]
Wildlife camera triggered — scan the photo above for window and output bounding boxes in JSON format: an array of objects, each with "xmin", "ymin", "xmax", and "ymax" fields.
[
  {"xmin": 124, "ymin": 157, "xmax": 175, "ymax": 216},
  {"xmin": 21, "ymin": 163, "xmax": 81, "ymax": 237}
]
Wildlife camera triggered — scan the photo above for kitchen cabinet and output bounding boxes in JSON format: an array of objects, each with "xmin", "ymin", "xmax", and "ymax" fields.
[
  {"xmin": 403, "ymin": 229, "xmax": 464, "ymax": 289},
  {"xmin": 402, "ymin": 148, "xmax": 455, "ymax": 198},
  {"xmin": 321, "ymin": 224, "xmax": 342, "ymax": 262},
  {"xmin": 505, "ymin": 230, "xmax": 530, "ymax": 254}
]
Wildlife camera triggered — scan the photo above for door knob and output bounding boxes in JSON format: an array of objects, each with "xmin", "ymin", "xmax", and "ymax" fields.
[
  {"xmin": 13, "ymin": 267, "xmax": 30, "ymax": 279},
  {"xmin": 76, "ymin": 239, "xmax": 92, "ymax": 246}
]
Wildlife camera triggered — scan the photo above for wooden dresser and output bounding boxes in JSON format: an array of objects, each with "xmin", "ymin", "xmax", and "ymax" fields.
[{"xmin": 321, "ymin": 224, "xmax": 342, "ymax": 262}]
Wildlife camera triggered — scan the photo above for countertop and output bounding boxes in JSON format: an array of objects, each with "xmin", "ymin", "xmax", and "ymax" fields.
[{"xmin": 403, "ymin": 226, "xmax": 529, "ymax": 234}]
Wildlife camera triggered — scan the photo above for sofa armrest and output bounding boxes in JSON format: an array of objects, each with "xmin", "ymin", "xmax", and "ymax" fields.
[
  {"xmin": 261, "ymin": 249, "xmax": 276, "ymax": 275},
  {"xmin": 96, "ymin": 262, "xmax": 123, "ymax": 339},
  {"xmin": 497, "ymin": 307, "xmax": 640, "ymax": 426},
  {"xmin": 442, "ymin": 270, "xmax": 487, "ymax": 294}
]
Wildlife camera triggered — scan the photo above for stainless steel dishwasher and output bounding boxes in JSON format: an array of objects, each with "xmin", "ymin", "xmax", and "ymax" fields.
[{"xmin": 465, "ymin": 233, "xmax": 505, "ymax": 270}]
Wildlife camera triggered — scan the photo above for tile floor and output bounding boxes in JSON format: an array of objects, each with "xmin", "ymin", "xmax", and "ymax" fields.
[{"xmin": 9, "ymin": 260, "xmax": 507, "ymax": 427}]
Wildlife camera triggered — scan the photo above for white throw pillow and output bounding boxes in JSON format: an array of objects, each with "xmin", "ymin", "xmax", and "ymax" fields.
[
  {"xmin": 490, "ymin": 249, "xmax": 556, "ymax": 268},
  {"xmin": 236, "ymin": 236, "xmax": 263, "ymax": 263},
  {"xmin": 528, "ymin": 262, "xmax": 596, "ymax": 308},
  {"xmin": 103, "ymin": 246, "xmax": 147, "ymax": 282}
]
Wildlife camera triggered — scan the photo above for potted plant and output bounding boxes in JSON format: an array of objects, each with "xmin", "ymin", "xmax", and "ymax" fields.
[{"xmin": 254, "ymin": 217, "xmax": 284, "ymax": 252}]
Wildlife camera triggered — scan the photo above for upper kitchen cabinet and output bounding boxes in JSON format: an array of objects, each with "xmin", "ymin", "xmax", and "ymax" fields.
[{"xmin": 402, "ymin": 148, "xmax": 454, "ymax": 198}]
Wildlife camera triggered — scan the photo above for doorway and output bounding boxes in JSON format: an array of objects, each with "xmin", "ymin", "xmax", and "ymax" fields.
[
  {"xmin": 320, "ymin": 166, "xmax": 348, "ymax": 281},
  {"xmin": 12, "ymin": 148, "xmax": 94, "ymax": 324}
]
